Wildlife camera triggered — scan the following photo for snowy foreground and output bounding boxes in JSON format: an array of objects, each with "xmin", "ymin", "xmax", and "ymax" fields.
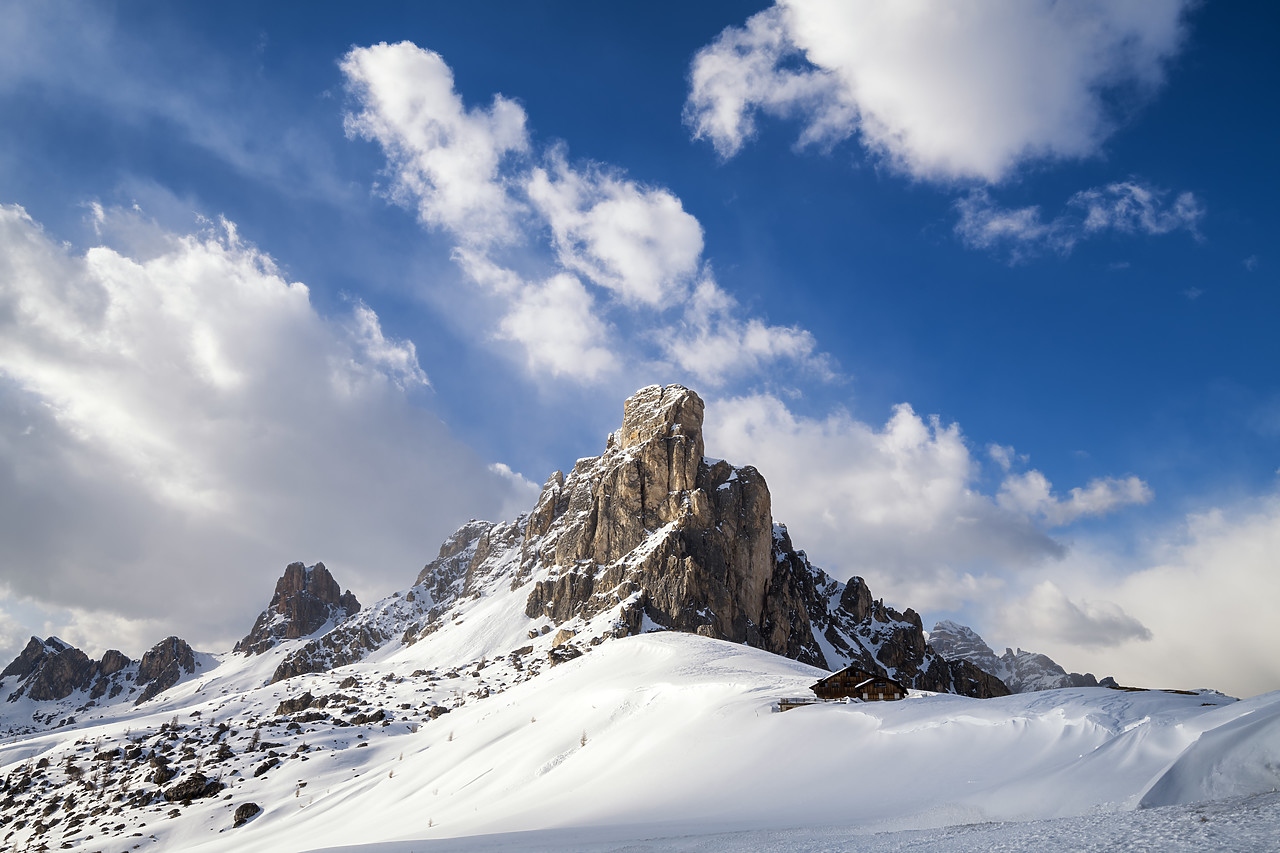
[{"xmin": 3, "ymin": 633, "xmax": 1279, "ymax": 852}]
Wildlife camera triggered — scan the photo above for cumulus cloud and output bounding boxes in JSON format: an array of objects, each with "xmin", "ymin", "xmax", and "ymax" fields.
[
  {"xmin": 0, "ymin": 203, "xmax": 527, "ymax": 656},
  {"xmin": 527, "ymin": 151, "xmax": 705, "ymax": 307},
  {"xmin": 989, "ymin": 498, "xmax": 1280, "ymax": 698},
  {"xmin": 955, "ymin": 181, "xmax": 1204, "ymax": 261},
  {"xmin": 496, "ymin": 273, "xmax": 617, "ymax": 380},
  {"xmin": 1015, "ymin": 580, "xmax": 1152, "ymax": 648},
  {"xmin": 660, "ymin": 280, "xmax": 830, "ymax": 385},
  {"xmin": 342, "ymin": 41, "xmax": 824, "ymax": 387},
  {"xmin": 686, "ymin": 0, "xmax": 1191, "ymax": 183},
  {"xmin": 998, "ymin": 470, "xmax": 1152, "ymax": 527},
  {"xmin": 705, "ymin": 393, "xmax": 1143, "ymax": 611},
  {"xmin": 342, "ymin": 42, "xmax": 530, "ymax": 246}
]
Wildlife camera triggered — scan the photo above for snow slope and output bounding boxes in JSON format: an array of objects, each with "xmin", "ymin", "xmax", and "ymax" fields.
[{"xmin": 3, "ymin": 633, "xmax": 1277, "ymax": 851}]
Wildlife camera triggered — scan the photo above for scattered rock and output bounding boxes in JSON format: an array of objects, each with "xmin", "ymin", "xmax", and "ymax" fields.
[
  {"xmin": 232, "ymin": 802, "xmax": 261, "ymax": 827},
  {"xmin": 275, "ymin": 692, "xmax": 315, "ymax": 716},
  {"xmin": 252, "ymin": 758, "xmax": 280, "ymax": 778},
  {"xmin": 162, "ymin": 773, "xmax": 222, "ymax": 802}
]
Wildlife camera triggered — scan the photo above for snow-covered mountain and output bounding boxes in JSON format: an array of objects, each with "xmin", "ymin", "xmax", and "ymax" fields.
[
  {"xmin": 261, "ymin": 384, "xmax": 1006, "ymax": 698},
  {"xmin": 1, "ymin": 384, "xmax": 1277, "ymax": 851},
  {"xmin": 928, "ymin": 619, "xmax": 1110, "ymax": 693}
]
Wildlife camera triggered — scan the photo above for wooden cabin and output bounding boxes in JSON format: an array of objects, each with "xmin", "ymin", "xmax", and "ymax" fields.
[{"xmin": 811, "ymin": 666, "xmax": 907, "ymax": 702}]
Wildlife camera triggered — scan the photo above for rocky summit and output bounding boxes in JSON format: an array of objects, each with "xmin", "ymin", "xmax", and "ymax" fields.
[
  {"xmin": 928, "ymin": 620, "xmax": 1105, "ymax": 693},
  {"xmin": 0, "ymin": 634, "xmax": 201, "ymax": 729},
  {"xmin": 235, "ymin": 561, "xmax": 361, "ymax": 656},
  {"xmin": 268, "ymin": 384, "xmax": 1008, "ymax": 697}
]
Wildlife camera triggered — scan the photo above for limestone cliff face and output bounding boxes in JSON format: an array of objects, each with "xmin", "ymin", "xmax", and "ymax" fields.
[
  {"xmin": 235, "ymin": 562, "xmax": 361, "ymax": 655},
  {"xmin": 520, "ymin": 385, "xmax": 813, "ymax": 660}
]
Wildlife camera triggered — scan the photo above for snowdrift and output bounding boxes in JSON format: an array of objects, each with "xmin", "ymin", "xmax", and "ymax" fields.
[{"xmin": 141, "ymin": 633, "xmax": 1278, "ymax": 853}]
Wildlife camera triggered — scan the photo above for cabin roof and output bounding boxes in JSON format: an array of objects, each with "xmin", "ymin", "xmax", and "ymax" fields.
[{"xmin": 811, "ymin": 665, "xmax": 906, "ymax": 691}]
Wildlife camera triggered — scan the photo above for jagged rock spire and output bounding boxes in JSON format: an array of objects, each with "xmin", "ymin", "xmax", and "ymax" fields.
[{"xmin": 235, "ymin": 562, "xmax": 361, "ymax": 655}]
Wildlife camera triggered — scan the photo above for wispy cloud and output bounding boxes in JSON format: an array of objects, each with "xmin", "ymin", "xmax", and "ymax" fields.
[
  {"xmin": 685, "ymin": 0, "xmax": 1192, "ymax": 183},
  {"xmin": 341, "ymin": 42, "xmax": 829, "ymax": 387},
  {"xmin": 955, "ymin": 181, "xmax": 1204, "ymax": 262}
]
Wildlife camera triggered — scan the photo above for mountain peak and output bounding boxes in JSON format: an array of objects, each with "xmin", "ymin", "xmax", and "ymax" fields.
[
  {"xmin": 929, "ymin": 620, "xmax": 1104, "ymax": 693},
  {"xmin": 616, "ymin": 384, "xmax": 704, "ymax": 454},
  {"xmin": 235, "ymin": 562, "xmax": 361, "ymax": 655}
]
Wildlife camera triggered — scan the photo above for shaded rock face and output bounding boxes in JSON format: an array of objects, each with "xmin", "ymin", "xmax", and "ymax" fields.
[
  {"xmin": 928, "ymin": 620, "xmax": 1101, "ymax": 693},
  {"xmin": 2, "ymin": 637, "xmax": 136, "ymax": 703},
  {"xmin": 233, "ymin": 802, "xmax": 262, "ymax": 827},
  {"xmin": 235, "ymin": 562, "xmax": 361, "ymax": 655},
  {"xmin": 1, "ymin": 637, "xmax": 71, "ymax": 681},
  {"xmin": 135, "ymin": 637, "xmax": 197, "ymax": 705}
]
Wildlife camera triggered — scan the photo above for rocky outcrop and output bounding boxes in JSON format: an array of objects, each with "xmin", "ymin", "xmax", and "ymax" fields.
[
  {"xmin": 163, "ymin": 771, "xmax": 223, "ymax": 802},
  {"xmin": 270, "ymin": 521, "xmax": 524, "ymax": 683},
  {"xmin": 929, "ymin": 620, "xmax": 1102, "ymax": 693},
  {"xmin": 1, "ymin": 636, "xmax": 72, "ymax": 681},
  {"xmin": 1, "ymin": 637, "xmax": 136, "ymax": 703},
  {"xmin": 519, "ymin": 386, "xmax": 812, "ymax": 658},
  {"xmin": 135, "ymin": 636, "xmax": 197, "ymax": 705},
  {"xmin": 235, "ymin": 562, "xmax": 361, "ymax": 655}
]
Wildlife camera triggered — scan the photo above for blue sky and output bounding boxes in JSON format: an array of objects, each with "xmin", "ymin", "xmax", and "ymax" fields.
[{"xmin": 0, "ymin": 0, "xmax": 1276, "ymax": 696}]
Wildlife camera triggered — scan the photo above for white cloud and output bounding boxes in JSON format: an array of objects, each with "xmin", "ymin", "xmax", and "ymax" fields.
[
  {"xmin": 496, "ymin": 273, "xmax": 617, "ymax": 380},
  {"xmin": 987, "ymin": 443, "xmax": 1021, "ymax": 472},
  {"xmin": 1073, "ymin": 181, "xmax": 1204, "ymax": 237},
  {"xmin": 998, "ymin": 470, "xmax": 1152, "ymax": 527},
  {"xmin": 342, "ymin": 42, "xmax": 531, "ymax": 246},
  {"xmin": 660, "ymin": 280, "xmax": 829, "ymax": 385},
  {"xmin": 706, "ymin": 394, "xmax": 1067, "ymax": 611},
  {"xmin": 955, "ymin": 182, "xmax": 1204, "ymax": 261},
  {"xmin": 344, "ymin": 299, "xmax": 431, "ymax": 391},
  {"xmin": 0, "ymin": 203, "xmax": 527, "ymax": 655},
  {"xmin": 991, "ymin": 498, "xmax": 1280, "ymax": 698},
  {"xmin": 686, "ymin": 0, "xmax": 1191, "ymax": 183},
  {"xmin": 1014, "ymin": 580, "xmax": 1152, "ymax": 648},
  {"xmin": 683, "ymin": 6, "xmax": 852, "ymax": 160},
  {"xmin": 342, "ymin": 41, "xmax": 827, "ymax": 388},
  {"xmin": 527, "ymin": 151, "xmax": 705, "ymax": 307}
]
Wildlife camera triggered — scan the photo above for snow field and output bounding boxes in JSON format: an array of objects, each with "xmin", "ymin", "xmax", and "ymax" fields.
[{"xmin": 170, "ymin": 633, "xmax": 1278, "ymax": 853}]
